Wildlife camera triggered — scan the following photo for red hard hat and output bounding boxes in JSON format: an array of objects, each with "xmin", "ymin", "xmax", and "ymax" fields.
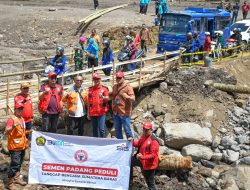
[
  {"xmin": 15, "ymin": 102, "xmax": 24, "ymax": 109},
  {"xmin": 143, "ymin": 122, "xmax": 153, "ymax": 130},
  {"xmin": 48, "ymin": 72, "xmax": 57, "ymax": 78},
  {"xmin": 92, "ymin": 73, "xmax": 101, "ymax": 79},
  {"xmin": 116, "ymin": 71, "xmax": 124, "ymax": 78}
]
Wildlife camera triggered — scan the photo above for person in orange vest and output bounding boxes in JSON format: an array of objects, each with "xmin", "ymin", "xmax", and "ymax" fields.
[
  {"xmin": 130, "ymin": 122, "xmax": 159, "ymax": 190},
  {"xmin": 14, "ymin": 82, "xmax": 33, "ymax": 140},
  {"xmin": 38, "ymin": 72, "xmax": 63, "ymax": 133},
  {"xmin": 88, "ymin": 73, "xmax": 109, "ymax": 138},
  {"xmin": 4, "ymin": 102, "xmax": 28, "ymax": 190},
  {"xmin": 63, "ymin": 75, "xmax": 88, "ymax": 136},
  {"xmin": 112, "ymin": 71, "xmax": 135, "ymax": 139}
]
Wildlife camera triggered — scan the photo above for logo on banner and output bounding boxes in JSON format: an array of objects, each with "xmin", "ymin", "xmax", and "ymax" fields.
[
  {"xmin": 36, "ymin": 136, "xmax": 46, "ymax": 146},
  {"xmin": 74, "ymin": 150, "xmax": 88, "ymax": 163},
  {"xmin": 116, "ymin": 144, "xmax": 129, "ymax": 151}
]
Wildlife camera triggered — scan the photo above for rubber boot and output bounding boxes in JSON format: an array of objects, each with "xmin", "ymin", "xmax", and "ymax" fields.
[
  {"xmin": 7, "ymin": 177, "xmax": 18, "ymax": 190},
  {"xmin": 14, "ymin": 172, "xmax": 27, "ymax": 186}
]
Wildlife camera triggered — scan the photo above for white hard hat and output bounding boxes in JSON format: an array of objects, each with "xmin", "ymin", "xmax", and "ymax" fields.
[{"xmin": 205, "ymin": 32, "xmax": 210, "ymax": 35}]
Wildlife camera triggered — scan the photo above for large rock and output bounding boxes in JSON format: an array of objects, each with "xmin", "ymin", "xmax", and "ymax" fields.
[
  {"xmin": 220, "ymin": 166, "xmax": 250, "ymax": 190},
  {"xmin": 182, "ymin": 144, "xmax": 213, "ymax": 162},
  {"xmin": 163, "ymin": 123, "xmax": 212, "ymax": 149},
  {"xmin": 221, "ymin": 136, "xmax": 238, "ymax": 149},
  {"xmin": 223, "ymin": 150, "xmax": 240, "ymax": 163}
]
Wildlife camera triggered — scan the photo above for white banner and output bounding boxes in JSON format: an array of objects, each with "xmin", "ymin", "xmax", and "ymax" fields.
[{"xmin": 29, "ymin": 131, "xmax": 132, "ymax": 190}]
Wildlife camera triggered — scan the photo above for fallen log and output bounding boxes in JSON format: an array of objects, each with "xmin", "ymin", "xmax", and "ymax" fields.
[
  {"xmin": 205, "ymin": 80, "xmax": 250, "ymax": 94},
  {"xmin": 158, "ymin": 155, "xmax": 193, "ymax": 170}
]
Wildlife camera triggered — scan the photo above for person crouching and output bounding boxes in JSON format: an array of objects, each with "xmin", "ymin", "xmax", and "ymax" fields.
[{"xmin": 4, "ymin": 102, "xmax": 28, "ymax": 190}]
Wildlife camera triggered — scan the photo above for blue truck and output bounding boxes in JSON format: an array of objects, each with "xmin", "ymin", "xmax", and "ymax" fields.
[{"xmin": 157, "ymin": 8, "xmax": 231, "ymax": 53}]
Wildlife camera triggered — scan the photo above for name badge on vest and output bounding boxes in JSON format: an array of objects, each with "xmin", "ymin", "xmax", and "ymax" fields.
[{"xmin": 115, "ymin": 98, "xmax": 120, "ymax": 105}]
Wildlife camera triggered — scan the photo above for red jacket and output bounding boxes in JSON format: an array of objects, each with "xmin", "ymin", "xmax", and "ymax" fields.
[
  {"xmin": 38, "ymin": 84, "xmax": 62, "ymax": 114},
  {"xmin": 88, "ymin": 85, "xmax": 109, "ymax": 116},
  {"xmin": 133, "ymin": 134, "xmax": 159, "ymax": 170},
  {"xmin": 242, "ymin": 4, "xmax": 249, "ymax": 13},
  {"xmin": 204, "ymin": 36, "xmax": 211, "ymax": 51},
  {"xmin": 14, "ymin": 93, "xmax": 33, "ymax": 123}
]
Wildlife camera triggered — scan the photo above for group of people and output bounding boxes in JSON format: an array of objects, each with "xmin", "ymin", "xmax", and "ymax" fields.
[
  {"xmin": 4, "ymin": 68, "xmax": 160, "ymax": 189},
  {"xmin": 183, "ymin": 25, "xmax": 243, "ymax": 64},
  {"xmin": 73, "ymin": 26, "xmax": 151, "ymax": 74},
  {"xmin": 218, "ymin": 0, "xmax": 249, "ymax": 23}
]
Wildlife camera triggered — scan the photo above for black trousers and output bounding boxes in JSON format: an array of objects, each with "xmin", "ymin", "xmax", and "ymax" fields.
[
  {"xmin": 25, "ymin": 121, "xmax": 32, "ymax": 140},
  {"xmin": 88, "ymin": 57, "xmax": 98, "ymax": 68},
  {"xmin": 141, "ymin": 40, "xmax": 147, "ymax": 52},
  {"xmin": 68, "ymin": 116, "xmax": 85, "ymax": 136},
  {"xmin": 42, "ymin": 113, "xmax": 59, "ymax": 133},
  {"xmin": 102, "ymin": 69, "xmax": 111, "ymax": 76},
  {"xmin": 94, "ymin": 0, "xmax": 99, "ymax": 9},
  {"xmin": 8, "ymin": 150, "xmax": 25, "ymax": 178},
  {"xmin": 130, "ymin": 156, "xmax": 156, "ymax": 190},
  {"xmin": 243, "ymin": 12, "xmax": 248, "ymax": 19}
]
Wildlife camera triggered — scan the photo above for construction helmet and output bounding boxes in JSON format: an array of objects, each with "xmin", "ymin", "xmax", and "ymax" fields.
[
  {"xmin": 125, "ymin": 35, "xmax": 132, "ymax": 42},
  {"xmin": 102, "ymin": 39, "xmax": 110, "ymax": 47},
  {"xmin": 56, "ymin": 46, "xmax": 64, "ymax": 55}
]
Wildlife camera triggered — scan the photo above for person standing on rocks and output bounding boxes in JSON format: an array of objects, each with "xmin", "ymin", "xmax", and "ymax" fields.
[
  {"xmin": 63, "ymin": 75, "xmax": 88, "ymax": 136},
  {"xmin": 242, "ymin": 1, "xmax": 249, "ymax": 20},
  {"xmin": 130, "ymin": 122, "xmax": 159, "ymax": 190},
  {"xmin": 4, "ymin": 102, "xmax": 28, "ymax": 190},
  {"xmin": 38, "ymin": 72, "xmax": 63, "ymax": 133},
  {"xmin": 93, "ymin": 0, "xmax": 99, "ymax": 10},
  {"xmin": 88, "ymin": 73, "xmax": 109, "ymax": 138},
  {"xmin": 112, "ymin": 71, "xmax": 135, "ymax": 139},
  {"xmin": 14, "ymin": 82, "xmax": 33, "ymax": 140}
]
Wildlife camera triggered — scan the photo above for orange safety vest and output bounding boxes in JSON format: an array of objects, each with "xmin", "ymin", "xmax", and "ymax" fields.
[
  {"xmin": 88, "ymin": 86, "xmax": 108, "ymax": 116},
  {"xmin": 63, "ymin": 87, "xmax": 88, "ymax": 115},
  {"xmin": 38, "ymin": 84, "xmax": 62, "ymax": 114},
  {"xmin": 7, "ymin": 116, "xmax": 27, "ymax": 151}
]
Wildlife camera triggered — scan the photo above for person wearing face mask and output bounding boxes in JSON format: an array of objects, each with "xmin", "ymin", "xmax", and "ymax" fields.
[
  {"xmin": 38, "ymin": 72, "xmax": 63, "ymax": 133},
  {"xmin": 101, "ymin": 39, "xmax": 113, "ymax": 76},
  {"xmin": 63, "ymin": 75, "xmax": 88, "ymax": 136},
  {"xmin": 88, "ymin": 73, "xmax": 109, "ymax": 138},
  {"xmin": 112, "ymin": 71, "xmax": 135, "ymax": 140}
]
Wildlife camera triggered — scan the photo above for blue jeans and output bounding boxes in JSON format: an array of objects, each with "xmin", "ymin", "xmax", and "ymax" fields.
[
  {"xmin": 91, "ymin": 115, "xmax": 106, "ymax": 138},
  {"xmin": 113, "ymin": 115, "xmax": 133, "ymax": 139}
]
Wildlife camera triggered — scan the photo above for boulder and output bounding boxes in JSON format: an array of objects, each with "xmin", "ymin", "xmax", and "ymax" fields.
[
  {"xmin": 221, "ymin": 136, "xmax": 238, "ymax": 149},
  {"xmin": 181, "ymin": 144, "xmax": 213, "ymax": 162},
  {"xmin": 159, "ymin": 82, "xmax": 168, "ymax": 93},
  {"xmin": 163, "ymin": 122, "xmax": 212, "ymax": 149},
  {"xmin": 196, "ymin": 167, "xmax": 212, "ymax": 177},
  {"xmin": 237, "ymin": 156, "xmax": 250, "ymax": 165},
  {"xmin": 220, "ymin": 166, "xmax": 250, "ymax": 190},
  {"xmin": 211, "ymin": 153, "xmax": 223, "ymax": 162},
  {"xmin": 223, "ymin": 150, "xmax": 240, "ymax": 163}
]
